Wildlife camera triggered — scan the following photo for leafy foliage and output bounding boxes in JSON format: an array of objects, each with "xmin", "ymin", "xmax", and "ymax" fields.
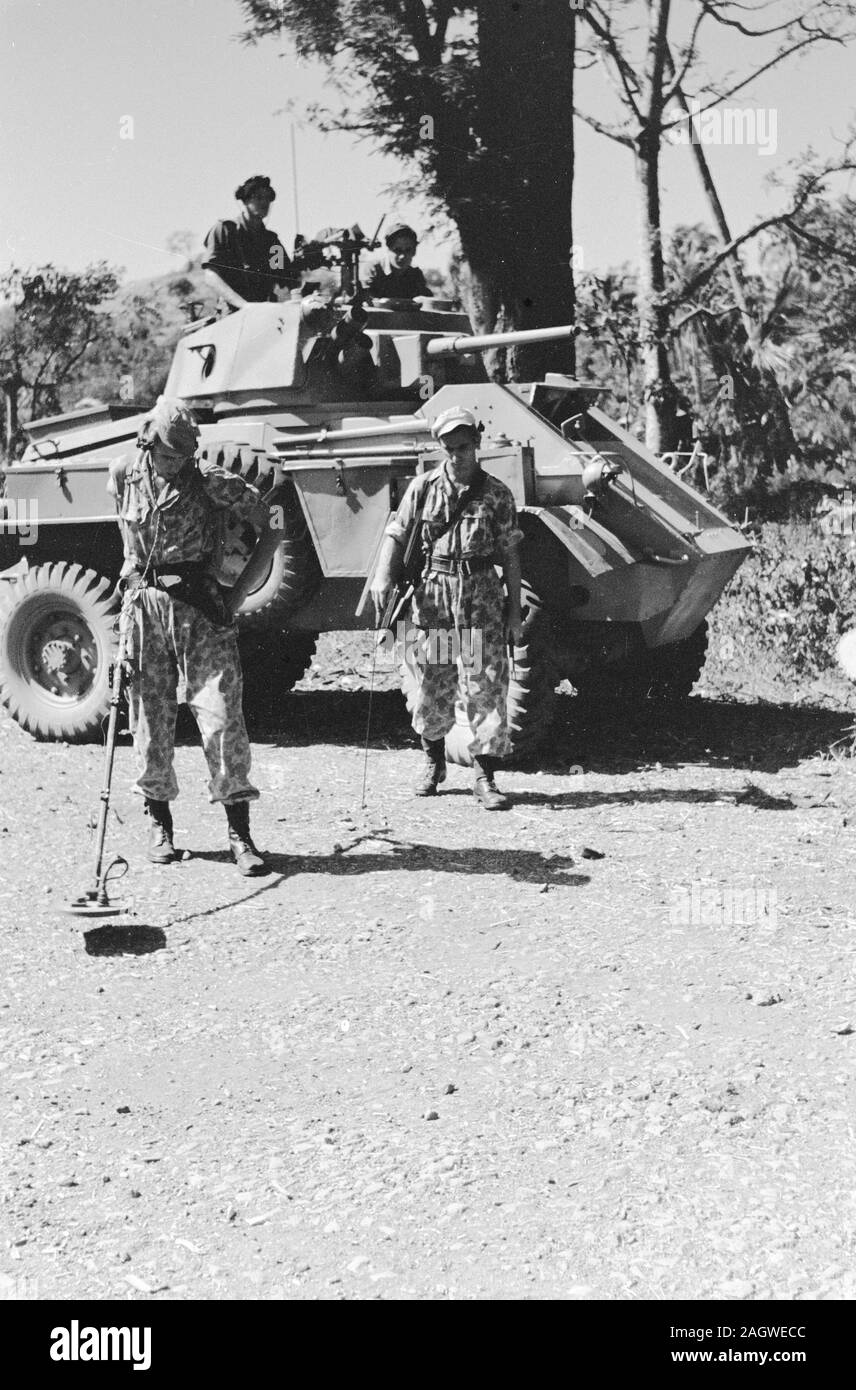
[
  {"xmin": 710, "ymin": 521, "xmax": 856, "ymax": 679},
  {"xmin": 0, "ymin": 263, "xmax": 120, "ymax": 437},
  {"xmin": 573, "ymin": 195, "xmax": 856, "ymax": 516}
]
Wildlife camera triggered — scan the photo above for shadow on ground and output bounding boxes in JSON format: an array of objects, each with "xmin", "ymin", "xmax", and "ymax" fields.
[
  {"xmin": 188, "ymin": 837, "xmax": 590, "ymax": 888},
  {"xmin": 184, "ymin": 689, "xmax": 856, "ymax": 775},
  {"xmin": 83, "ymin": 924, "xmax": 167, "ymax": 956}
]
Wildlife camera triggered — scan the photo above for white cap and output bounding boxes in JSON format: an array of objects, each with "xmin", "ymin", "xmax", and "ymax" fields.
[{"xmin": 431, "ymin": 406, "xmax": 479, "ymax": 440}]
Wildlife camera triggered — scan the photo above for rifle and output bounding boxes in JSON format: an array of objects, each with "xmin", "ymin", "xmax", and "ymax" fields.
[
  {"xmin": 378, "ymin": 485, "xmax": 429, "ymax": 631},
  {"xmin": 377, "ymin": 467, "xmax": 493, "ymax": 630}
]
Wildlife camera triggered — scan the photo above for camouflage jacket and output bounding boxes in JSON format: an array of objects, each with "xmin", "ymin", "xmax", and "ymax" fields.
[
  {"xmin": 108, "ymin": 452, "xmax": 270, "ymax": 582},
  {"xmin": 385, "ymin": 463, "xmax": 522, "ymax": 627}
]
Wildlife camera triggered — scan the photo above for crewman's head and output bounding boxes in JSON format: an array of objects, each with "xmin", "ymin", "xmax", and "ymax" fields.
[
  {"xmin": 138, "ymin": 397, "xmax": 199, "ymax": 479},
  {"xmin": 235, "ymin": 174, "xmax": 276, "ymax": 220},
  {"xmin": 432, "ymin": 406, "xmax": 480, "ymax": 483},
  {"xmin": 384, "ymin": 221, "xmax": 418, "ymax": 270}
]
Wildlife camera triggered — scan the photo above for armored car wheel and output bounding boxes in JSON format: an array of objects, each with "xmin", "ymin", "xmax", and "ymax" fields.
[
  {"xmin": 0, "ymin": 562, "xmax": 119, "ymax": 741},
  {"xmin": 201, "ymin": 445, "xmax": 321, "ymax": 628},
  {"xmin": 238, "ymin": 629, "xmax": 319, "ymax": 719},
  {"xmin": 399, "ymin": 585, "xmax": 561, "ymax": 767},
  {"xmin": 574, "ymin": 620, "xmax": 709, "ymax": 704}
]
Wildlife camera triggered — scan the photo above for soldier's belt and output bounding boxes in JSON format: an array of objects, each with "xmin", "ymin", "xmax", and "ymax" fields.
[
  {"xmin": 427, "ymin": 555, "xmax": 496, "ymax": 577},
  {"xmin": 129, "ymin": 561, "xmax": 232, "ymax": 629},
  {"xmin": 143, "ymin": 561, "xmax": 209, "ymax": 588}
]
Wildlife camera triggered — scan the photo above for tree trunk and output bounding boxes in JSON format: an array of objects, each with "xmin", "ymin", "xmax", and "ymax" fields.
[
  {"xmin": 448, "ymin": 0, "xmax": 575, "ymax": 381},
  {"xmin": 634, "ymin": 0, "xmax": 676, "ymax": 452},
  {"xmin": 636, "ymin": 126, "xmax": 676, "ymax": 451},
  {"xmin": 2, "ymin": 378, "xmax": 19, "ymax": 452}
]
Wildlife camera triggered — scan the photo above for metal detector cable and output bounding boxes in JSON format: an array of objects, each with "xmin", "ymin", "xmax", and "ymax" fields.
[{"xmin": 360, "ymin": 622, "xmax": 381, "ymax": 809}]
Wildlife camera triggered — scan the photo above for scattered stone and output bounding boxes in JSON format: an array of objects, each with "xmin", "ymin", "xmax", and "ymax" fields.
[
  {"xmin": 718, "ymin": 1279, "xmax": 755, "ymax": 1299},
  {"xmin": 835, "ymin": 1023, "xmax": 855, "ymax": 1036},
  {"xmin": 124, "ymin": 1274, "xmax": 154, "ymax": 1294},
  {"xmin": 443, "ymin": 1083, "xmax": 457, "ymax": 1095},
  {"xmin": 424, "ymin": 1110, "xmax": 439, "ymax": 1122}
]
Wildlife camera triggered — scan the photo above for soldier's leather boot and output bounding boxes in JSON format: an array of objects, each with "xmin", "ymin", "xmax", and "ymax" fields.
[
  {"xmin": 145, "ymin": 798, "xmax": 176, "ymax": 864},
  {"xmin": 414, "ymin": 737, "xmax": 447, "ymax": 797},
  {"xmin": 225, "ymin": 801, "xmax": 269, "ymax": 877},
  {"xmin": 472, "ymin": 755, "xmax": 510, "ymax": 811}
]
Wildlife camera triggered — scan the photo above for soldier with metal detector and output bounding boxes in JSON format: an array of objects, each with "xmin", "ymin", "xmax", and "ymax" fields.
[
  {"xmin": 107, "ymin": 398, "xmax": 284, "ymax": 875},
  {"xmin": 370, "ymin": 406, "xmax": 523, "ymax": 809}
]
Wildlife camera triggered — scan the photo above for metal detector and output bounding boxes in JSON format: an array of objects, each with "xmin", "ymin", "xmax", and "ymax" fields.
[{"xmin": 65, "ymin": 600, "xmax": 133, "ymax": 919}]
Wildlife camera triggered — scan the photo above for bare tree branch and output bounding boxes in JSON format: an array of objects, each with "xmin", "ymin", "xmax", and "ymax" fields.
[
  {"xmin": 582, "ymin": 4, "xmax": 643, "ymax": 121},
  {"xmin": 684, "ymin": 31, "xmax": 845, "ymax": 121},
  {"xmin": 573, "ymin": 107, "xmax": 635, "ymax": 147},
  {"xmin": 700, "ymin": 0, "xmax": 831, "ymax": 40},
  {"xmin": 663, "ymin": 6, "xmax": 709, "ymax": 100},
  {"xmin": 670, "ymin": 161, "xmax": 856, "ymax": 304},
  {"xmin": 784, "ymin": 218, "xmax": 856, "ymax": 268}
]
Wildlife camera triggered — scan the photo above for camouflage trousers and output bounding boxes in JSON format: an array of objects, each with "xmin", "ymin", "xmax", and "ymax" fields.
[
  {"xmin": 403, "ymin": 606, "xmax": 512, "ymax": 759},
  {"xmin": 123, "ymin": 587, "xmax": 258, "ymax": 805}
]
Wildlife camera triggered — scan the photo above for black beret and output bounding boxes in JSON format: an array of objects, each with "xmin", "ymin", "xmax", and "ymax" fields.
[{"xmin": 235, "ymin": 175, "xmax": 276, "ymax": 203}]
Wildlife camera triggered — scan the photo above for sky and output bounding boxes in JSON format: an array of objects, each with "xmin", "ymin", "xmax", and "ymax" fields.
[{"xmin": 1, "ymin": 0, "xmax": 855, "ymax": 288}]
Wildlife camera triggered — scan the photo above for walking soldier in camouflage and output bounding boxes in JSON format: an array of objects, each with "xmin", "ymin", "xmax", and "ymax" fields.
[
  {"xmin": 370, "ymin": 406, "xmax": 523, "ymax": 809},
  {"xmin": 108, "ymin": 398, "xmax": 283, "ymax": 874}
]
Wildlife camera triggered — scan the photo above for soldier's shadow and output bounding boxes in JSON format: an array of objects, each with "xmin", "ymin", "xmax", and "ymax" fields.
[{"xmin": 191, "ymin": 838, "xmax": 590, "ymax": 888}]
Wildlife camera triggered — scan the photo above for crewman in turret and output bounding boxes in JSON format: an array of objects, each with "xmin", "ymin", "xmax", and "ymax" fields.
[
  {"xmin": 362, "ymin": 222, "xmax": 432, "ymax": 302},
  {"xmin": 202, "ymin": 174, "xmax": 300, "ymax": 310}
]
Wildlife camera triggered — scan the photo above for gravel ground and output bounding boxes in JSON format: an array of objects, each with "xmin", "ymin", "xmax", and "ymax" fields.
[{"xmin": 2, "ymin": 636, "xmax": 856, "ymax": 1302}]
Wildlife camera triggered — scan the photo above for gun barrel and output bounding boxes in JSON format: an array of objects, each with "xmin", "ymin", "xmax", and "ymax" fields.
[
  {"xmin": 425, "ymin": 324, "xmax": 575, "ymax": 358},
  {"xmin": 275, "ymin": 419, "xmax": 432, "ymax": 448}
]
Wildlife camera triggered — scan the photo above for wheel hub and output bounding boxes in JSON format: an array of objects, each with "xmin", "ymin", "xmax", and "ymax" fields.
[
  {"xmin": 41, "ymin": 636, "xmax": 80, "ymax": 675},
  {"xmin": 31, "ymin": 617, "xmax": 97, "ymax": 698}
]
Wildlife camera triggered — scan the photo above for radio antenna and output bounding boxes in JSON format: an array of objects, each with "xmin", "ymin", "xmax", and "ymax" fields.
[{"xmin": 290, "ymin": 123, "xmax": 300, "ymax": 238}]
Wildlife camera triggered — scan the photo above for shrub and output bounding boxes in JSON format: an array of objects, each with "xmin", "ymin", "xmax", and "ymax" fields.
[{"xmin": 710, "ymin": 521, "xmax": 856, "ymax": 679}]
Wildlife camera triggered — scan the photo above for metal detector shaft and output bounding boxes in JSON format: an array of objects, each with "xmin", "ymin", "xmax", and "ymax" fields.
[{"xmin": 88, "ymin": 605, "xmax": 131, "ymax": 902}]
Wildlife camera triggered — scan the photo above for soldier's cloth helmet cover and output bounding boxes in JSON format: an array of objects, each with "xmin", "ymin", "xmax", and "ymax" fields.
[
  {"xmin": 235, "ymin": 175, "xmax": 276, "ymax": 203},
  {"xmin": 138, "ymin": 397, "xmax": 200, "ymax": 456},
  {"xmin": 384, "ymin": 222, "xmax": 418, "ymax": 247},
  {"xmin": 431, "ymin": 406, "xmax": 480, "ymax": 440}
]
